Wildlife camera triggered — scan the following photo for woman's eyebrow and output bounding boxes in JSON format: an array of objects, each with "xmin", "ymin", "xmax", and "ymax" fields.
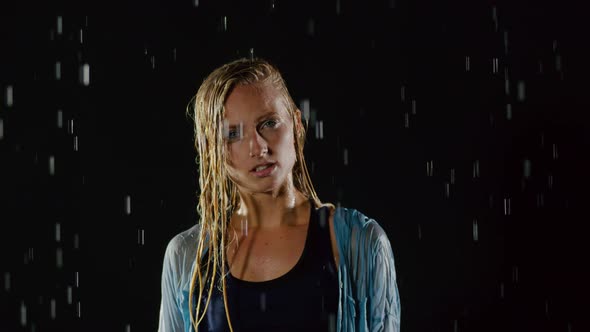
[{"xmin": 255, "ymin": 110, "xmax": 279, "ymax": 122}]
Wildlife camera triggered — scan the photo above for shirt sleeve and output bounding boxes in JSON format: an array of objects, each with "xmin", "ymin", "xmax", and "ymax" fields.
[
  {"xmin": 158, "ymin": 237, "xmax": 185, "ymax": 332},
  {"xmin": 369, "ymin": 226, "xmax": 401, "ymax": 332}
]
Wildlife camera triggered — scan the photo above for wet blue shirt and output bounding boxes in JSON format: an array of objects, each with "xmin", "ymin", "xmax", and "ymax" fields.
[{"xmin": 158, "ymin": 206, "xmax": 401, "ymax": 332}]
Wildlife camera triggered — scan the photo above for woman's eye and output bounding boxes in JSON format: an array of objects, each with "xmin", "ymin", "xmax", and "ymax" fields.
[{"xmin": 262, "ymin": 119, "xmax": 278, "ymax": 128}]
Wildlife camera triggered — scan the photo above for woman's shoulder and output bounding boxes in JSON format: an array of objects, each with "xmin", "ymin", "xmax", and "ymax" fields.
[
  {"xmin": 164, "ymin": 223, "xmax": 202, "ymax": 259},
  {"xmin": 329, "ymin": 203, "xmax": 390, "ymax": 242}
]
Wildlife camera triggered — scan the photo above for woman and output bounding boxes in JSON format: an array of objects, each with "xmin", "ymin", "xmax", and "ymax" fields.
[{"xmin": 158, "ymin": 57, "xmax": 401, "ymax": 331}]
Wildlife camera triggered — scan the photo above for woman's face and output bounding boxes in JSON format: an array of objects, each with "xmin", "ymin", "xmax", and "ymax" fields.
[{"xmin": 223, "ymin": 82, "xmax": 299, "ymax": 195}]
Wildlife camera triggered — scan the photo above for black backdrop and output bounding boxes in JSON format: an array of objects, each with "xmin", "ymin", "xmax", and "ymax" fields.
[{"xmin": 1, "ymin": 0, "xmax": 589, "ymax": 331}]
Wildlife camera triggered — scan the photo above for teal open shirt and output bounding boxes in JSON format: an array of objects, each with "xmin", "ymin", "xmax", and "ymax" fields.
[{"xmin": 158, "ymin": 207, "xmax": 401, "ymax": 332}]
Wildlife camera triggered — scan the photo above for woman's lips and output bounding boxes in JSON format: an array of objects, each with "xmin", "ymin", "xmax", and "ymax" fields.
[{"xmin": 250, "ymin": 163, "xmax": 277, "ymax": 177}]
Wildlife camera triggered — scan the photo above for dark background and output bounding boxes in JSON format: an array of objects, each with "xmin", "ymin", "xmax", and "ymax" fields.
[{"xmin": 1, "ymin": 0, "xmax": 589, "ymax": 331}]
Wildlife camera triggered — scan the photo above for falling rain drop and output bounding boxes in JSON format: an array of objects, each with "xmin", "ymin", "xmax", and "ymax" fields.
[
  {"xmin": 49, "ymin": 155, "xmax": 55, "ymax": 176},
  {"xmin": 77, "ymin": 301, "xmax": 81, "ymax": 318},
  {"xmin": 4, "ymin": 272, "xmax": 10, "ymax": 291},
  {"xmin": 79, "ymin": 29, "xmax": 83, "ymax": 43},
  {"xmin": 172, "ymin": 48, "xmax": 177, "ymax": 61},
  {"xmin": 137, "ymin": 229, "xmax": 145, "ymax": 245},
  {"xmin": 465, "ymin": 56, "xmax": 470, "ymax": 72},
  {"xmin": 411, "ymin": 99, "xmax": 416, "ymax": 114},
  {"xmin": 126, "ymin": 324, "xmax": 131, "ymax": 332},
  {"xmin": 57, "ymin": 16, "xmax": 63, "ymax": 35},
  {"xmin": 50, "ymin": 298, "xmax": 56, "ymax": 319},
  {"xmin": 536, "ymin": 193, "xmax": 544, "ymax": 208},
  {"xmin": 555, "ymin": 55, "xmax": 562, "ymax": 72},
  {"xmin": 315, "ymin": 120, "xmax": 324, "ymax": 139},
  {"xmin": 517, "ymin": 81, "xmax": 525, "ymax": 101},
  {"xmin": 56, "ymin": 248, "xmax": 63, "ymax": 268},
  {"xmin": 57, "ymin": 110, "xmax": 63, "ymax": 128},
  {"xmin": 260, "ymin": 292, "xmax": 266, "ymax": 312},
  {"xmin": 472, "ymin": 160, "xmax": 480, "ymax": 178},
  {"xmin": 55, "ymin": 223, "xmax": 61, "ymax": 242},
  {"xmin": 472, "ymin": 219, "xmax": 479, "ymax": 242},
  {"xmin": 151, "ymin": 56, "xmax": 156, "ymax": 69},
  {"xmin": 6, "ymin": 85, "xmax": 13, "ymax": 107},
  {"xmin": 194, "ymin": 0, "xmax": 199, "ymax": 7},
  {"xmin": 68, "ymin": 118, "xmax": 74, "ymax": 134},
  {"xmin": 444, "ymin": 182, "xmax": 450, "ymax": 198},
  {"xmin": 548, "ymin": 174, "xmax": 553, "ymax": 189},
  {"xmin": 545, "ymin": 299, "xmax": 549, "ymax": 316},
  {"xmin": 307, "ymin": 18, "xmax": 315, "ymax": 36},
  {"xmin": 0, "ymin": 118, "xmax": 4, "ymax": 140},
  {"xmin": 400, "ymin": 85, "xmax": 405, "ymax": 102},
  {"xmin": 417, "ymin": 224, "xmax": 422, "ymax": 240},
  {"xmin": 223, "ymin": 16, "xmax": 228, "ymax": 31},
  {"xmin": 67, "ymin": 286, "xmax": 72, "ymax": 304},
  {"xmin": 450, "ymin": 168, "xmax": 455, "ymax": 184},
  {"xmin": 300, "ymin": 99, "xmax": 310, "ymax": 121},
  {"xmin": 249, "ymin": 47, "xmax": 254, "ymax": 60},
  {"xmin": 74, "ymin": 136, "xmax": 79, "ymax": 151},
  {"xmin": 73, "ymin": 233, "xmax": 79, "ymax": 249},
  {"xmin": 75, "ymin": 271, "xmax": 79, "ymax": 287},
  {"xmin": 512, "ymin": 266, "xmax": 518, "ymax": 283},
  {"xmin": 343, "ymin": 148, "xmax": 348, "ymax": 166},
  {"xmin": 453, "ymin": 319, "xmax": 458, "ymax": 332},
  {"xmin": 506, "ymin": 104, "xmax": 512, "ymax": 120},
  {"xmin": 80, "ymin": 64, "xmax": 90, "ymax": 86},
  {"xmin": 523, "ymin": 159, "xmax": 532, "ymax": 179},
  {"xmin": 492, "ymin": 58, "xmax": 499, "ymax": 74},
  {"xmin": 426, "ymin": 160, "xmax": 434, "ymax": 177},
  {"xmin": 503, "ymin": 197, "xmax": 511, "ymax": 215},
  {"xmin": 20, "ymin": 301, "xmax": 27, "ymax": 326},
  {"xmin": 504, "ymin": 68, "xmax": 510, "ymax": 95},
  {"xmin": 55, "ymin": 61, "xmax": 61, "ymax": 80},
  {"xmin": 552, "ymin": 143, "xmax": 558, "ymax": 159},
  {"xmin": 404, "ymin": 113, "xmax": 409, "ymax": 128},
  {"xmin": 491, "ymin": 6, "xmax": 498, "ymax": 31},
  {"xmin": 125, "ymin": 195, "xmax": 131, "ymax": 215}
]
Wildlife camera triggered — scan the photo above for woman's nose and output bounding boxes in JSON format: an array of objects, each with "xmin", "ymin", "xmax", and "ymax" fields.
[{"xmin": 248, "ymin": 131, "xmax": 268, "ymax": 157}]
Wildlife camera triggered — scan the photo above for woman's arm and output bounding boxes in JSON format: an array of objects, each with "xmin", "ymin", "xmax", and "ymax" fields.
[
  {"xmin": 158, "ymin": 237, "xmax": 185, "ymax": 332},
  {"xmin": 369, "ymin": 227, "xmax": 401, "ymax": 332}
]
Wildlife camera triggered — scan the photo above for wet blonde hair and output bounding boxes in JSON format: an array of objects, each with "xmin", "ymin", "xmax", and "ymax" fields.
[{"xmin": 186, "ymin": 57, "xmax": 320, "ymax": 331}]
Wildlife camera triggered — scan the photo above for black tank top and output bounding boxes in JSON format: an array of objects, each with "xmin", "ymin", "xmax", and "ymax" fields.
[{"xmin": 197, "ymin": 202, "xmax": 339, "ymax": 332}]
